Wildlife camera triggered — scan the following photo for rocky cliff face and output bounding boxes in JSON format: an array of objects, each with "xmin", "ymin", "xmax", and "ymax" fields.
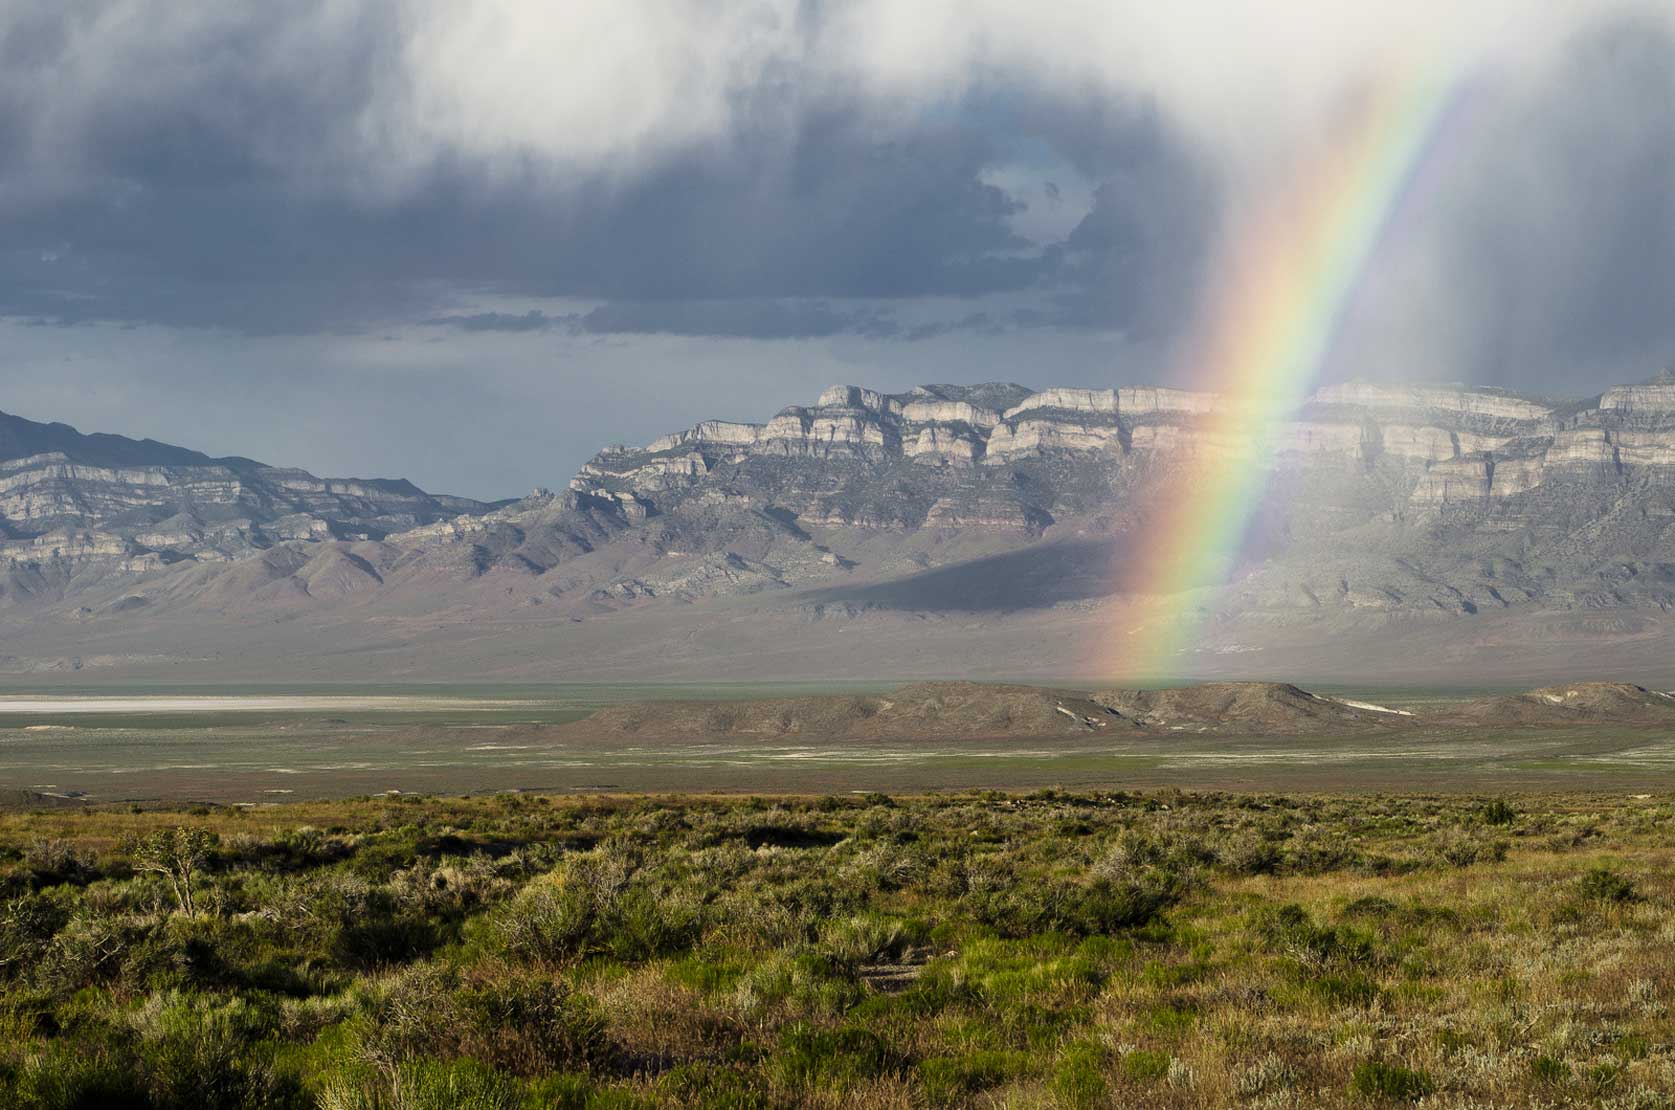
[
  {"xmin": 0, "ymin": 410, "xmax": 493, "ymax": 602},
  {"xmin": 571, "ymin": 375, "xmax": 1675, "ymax": 515},
  {"xmin": 538, "ymin": 373, "xmax": 1675, "ymax": 626},
  {"xmin": 7, "ymin": 374, "xmax": 1675, "ymax": 682}
]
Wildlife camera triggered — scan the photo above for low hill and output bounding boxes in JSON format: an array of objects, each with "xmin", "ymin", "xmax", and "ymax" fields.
[
  {"xmin": 1443, "ymin": 682, "xmax": 1675, "ymax": 726},
  {"xmin": 558, "ymin": 680, "xmax": 1427, "ymax": 742},
  {"xmin": 560, "ymin": 678, "xmax": 1675, "ymax": 743},
  {"xmin": 1092, "ymin": 682, "xmax": 1414, "ymax": 734},
  {"xmin": 0, "ymin": 789, "xmax": 86, "ymax": 809},
  {"xmin": 561, "ymin": 682, "xmax": 1131, "ymax": 741}
]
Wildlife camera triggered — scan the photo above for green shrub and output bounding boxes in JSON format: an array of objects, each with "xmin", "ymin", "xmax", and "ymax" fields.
[
  {"xmin": 0, "ymin": 893, "xmax": 72, "ymax": 984},
  {"xmin": 1219, "ymin": 833, "xmax": 1282, "ymax": 876},
  {"xmin": 457, "ymin": 973, "xmax": 609, "ymax": 1076},
  {"xmin": 1428, "ymin": 831, "xmax": 1509, "ymax": 868},
  {"xmin": 1052, "ymin": 1041, "xmax": 1110, "ymax": 1108},
  {"xmin": 391, "ymin": 1059, "xmax": 520, "ymax": 1110},
  {"xmin": 1579, "ymin": 867, "xmax": 1637, "ymax": 903},
  {"xmin": 493, "ymin": 853, "xmax": 700, "ymax": 966},
  {"xmin": 6, "ymin": 1042, "xmax": 148, "ymax": 1110},
  {"xmin": 775, "ymin": 1024, "xmax": 897, "ymax": 1088},
  {"xmin": 1435, "ymin": 1028, "xmax": 1471, "ymax": 1055},
  {"xmin": 1141, "ymin": 957, "xmax": 1211, "ymax": 989},
  {"xmin": 360, "ymin": 965, "xmax": 607, "ymax": 1078},
  {"xmin": 1309, "ymin": 972, "xmax": 1380, "ymax": 1008},
  {"xmin": 23, "ymin": 841, "xmax": 96, "ymax": 889},
  {"xmin": 1614, "ymin": 1033, "xmax": 1650, "ymax": 1060},
  {"xmin": 1479, "ymin": 799, "xmax": 1518, "ymax": 826},
  {"xmin": 1143, "ymin": 1003, "xmax": 1197, "ymax": 1036},
  {"xmin": 522, "ymin": 1073, "xmax": 600, "ymax": 1110},
  {"xmin": 496, "ymin": 882, "xmax": 594, "ymax": 964},
  {"xmin": 816, "ymin": 913, "xmax": 921, "ymax": 967},
  {"xmin": 334, "ymin": 914, "xmax": 438, "ymax": 970},
  {"xmin": 965, "ymin": 871, "xmax": 1183, "ymax": 939},
  {"xmin": 606, "ymin": 889, "xmax": 703, "ymax": 961},
  {"xmin": 1287, "ymin": 830, "xmax": 1360, "ymax": 874},
  {"xmin": 131, "ymin": 991, "xmax": 298, "ymax": 1110},
  {"xmin": 917, "ymin": 1049, "xmax": 1028, "ymax": 1101},
  {"xmin": 888, "ymin": 963, "xmax": 977, "ymax": 1017},
  {"xmin": 1257, "ymin": 904, "xmax": 1376, "ymax": 970},
  {"xmin": 1121, "ymin": 1049, "xmax": 1170, "ymax": 1082},
  {"xmin": 666, "ymin": 955, "xmax": 745, "ymax": 995},
  {"xmin": 1530, "ymin": 1055, "xmax": 1569, "ymax": 1085},
  {"xmin": 1074, "ymin": 874, "xmax": 1184, "ymax": 933},
  {"xmin": 840, "ymin": 845, "xmax": 924, "ymax": 892},
  {"xmin": 36, "ymin": 912, "xmax": 144, "ymax": 994},
  {"xmin": 656, "ymin": 1062, "xmax": 768, "ymax": 1109},
  {"xmin": 1350, "ymin": 1060, "xmax": 1433, "ymax": 1102},
  {"xmin": 734, "ymin": 949, "xmax": 861, "ymax": 1017},
  {"xmin": 1585, "ymin": 1060, "xmax": 1623, "ymax": 1096}
]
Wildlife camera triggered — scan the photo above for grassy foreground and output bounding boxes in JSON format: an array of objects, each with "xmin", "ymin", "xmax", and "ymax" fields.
[{"xmin": 0, "ymin": 791, "xmax": 1671, "ymax": 1108}]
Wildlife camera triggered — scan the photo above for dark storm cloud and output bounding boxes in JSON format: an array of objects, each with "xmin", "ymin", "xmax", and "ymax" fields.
[
  {"xmin": 904, "ymin": 312, "xmax": 1003, "ymax": 342},
  {"xmin": 1047, "ymin": 148, "xmax": 1221, "ymax": 338},
  {"xmin": 428, "ymin": 301, "xmax": 903, "ymax": 339},
  {"xmin": 1318, "ymin": 13, "xmax": 1675, "ymax": 392},
  {"xmin": 580, "ymin": 301, "xmax": 902, "ymax": 340},
  {"xmin": 0, "ymin": 4, "xmax": 1206, "ymax": 339},
  {"xmin": 2, "ymin": 1, "xmax": 1673, "ymax": 386},
  {"xmin": 0, "ymin": 100, "xmax": 1165, "ymax": 337},
  {"xmin": 1459, "ymin": 17, "xmax": 1675, "ymax": 387},
  {"xmin": 429, "ymin": 311, "xmax": 563, "ymax": 334}
]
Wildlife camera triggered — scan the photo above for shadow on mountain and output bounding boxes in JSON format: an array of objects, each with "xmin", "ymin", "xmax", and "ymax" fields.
[{"xmin": 802, "ymin": 538, "xmax": 1120, "ymax": 613}]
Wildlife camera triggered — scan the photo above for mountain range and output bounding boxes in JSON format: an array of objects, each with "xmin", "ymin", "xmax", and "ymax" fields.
[{"xmin": 4, "ymin": 373, "xmax": 1675, "ymax": 685}]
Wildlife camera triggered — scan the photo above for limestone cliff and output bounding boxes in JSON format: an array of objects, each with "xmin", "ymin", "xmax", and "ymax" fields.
[
  {"xmin": 571, "ymin": 376, "xmax": 1675, "ymax": 517},
  {"xmin": 0, "ymin": 409, "xmax": 493, "ymax": 598},
  {"xmin": 9, "ymin": 374, "xmax": 1675, "ymax": 673}
]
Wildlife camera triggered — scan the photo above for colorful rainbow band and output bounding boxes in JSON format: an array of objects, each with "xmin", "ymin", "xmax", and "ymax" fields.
[{"xmin": 1108, "ymin": 58, "xmax": 1473, "ymax": 680}]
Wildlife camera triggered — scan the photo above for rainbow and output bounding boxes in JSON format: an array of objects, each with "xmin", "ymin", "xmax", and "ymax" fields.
[{"xmin": 1109, "ymin": 58, "xmax": 1477, "ymax": 679}]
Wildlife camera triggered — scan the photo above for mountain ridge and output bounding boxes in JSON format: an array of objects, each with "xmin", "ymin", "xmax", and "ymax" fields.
[
  {"xmin": 0, "ymin": 407, "xmax": 497, "ymax": 601},
  {"xmin": 4, "ymin": 375, "xmax": 1675, "ymax": 684}
]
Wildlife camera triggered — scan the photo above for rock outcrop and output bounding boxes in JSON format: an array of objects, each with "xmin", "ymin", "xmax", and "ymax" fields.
[
  {"xmin": 0, "ymin": 409, "xmax": 493, "ymax": 590},
  {"xmin": 570, "ymin": 376, "xmax": 1675, "ymax": 524}
]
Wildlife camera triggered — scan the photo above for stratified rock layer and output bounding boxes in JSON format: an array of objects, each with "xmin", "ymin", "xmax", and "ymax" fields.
[
  {"xmin": 8, "ymin": 373, "xmax": 1675, "ymax": 685},
  {"xmin": 573, "ymin": 377, "xmax": 1675, "ymax": 518},
  {"xmin": 0, "ymin": 410, "xmax": 491, "ymax": 600}
]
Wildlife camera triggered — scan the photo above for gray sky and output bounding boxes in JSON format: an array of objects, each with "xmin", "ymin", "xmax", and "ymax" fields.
[{"xmin": 3, "ymin": 1, "xmax": 1673, "ymax": 499}]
